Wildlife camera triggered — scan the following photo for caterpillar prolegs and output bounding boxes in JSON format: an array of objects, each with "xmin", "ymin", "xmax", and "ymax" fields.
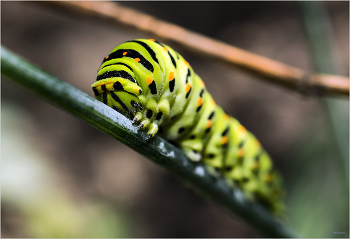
[{"xmin": 92, "ymin": 39, "xmax": 285, "ymax": 213}]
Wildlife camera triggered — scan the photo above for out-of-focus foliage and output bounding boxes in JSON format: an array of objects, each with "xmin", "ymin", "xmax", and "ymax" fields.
[
  {"xmin": 2, "ymin": 103, "xmax": 130, "ymax": 238},
  {"xmin": 291, "ymin": 3, "xmax": 349, "ymax": 236}
]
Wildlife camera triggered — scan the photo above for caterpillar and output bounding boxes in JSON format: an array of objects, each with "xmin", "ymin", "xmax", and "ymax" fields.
[{"xmin": 92, "ymin": 39, "xmax": 285, "ymax": 214}]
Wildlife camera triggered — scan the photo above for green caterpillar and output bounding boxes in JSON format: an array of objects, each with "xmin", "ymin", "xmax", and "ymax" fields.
[{"xmin": 92, "ymin": 39, "xmax": 285, "ymax": 214}]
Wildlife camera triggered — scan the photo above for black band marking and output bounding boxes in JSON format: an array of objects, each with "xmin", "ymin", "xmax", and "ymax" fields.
[
  {"xmin": 207, "ymin": 154, "xmax": 215, "ymax": 159},
  {"xmin": 186, "ymin": 87, "xmax": 191, "ymax": 99},
  {"xmin": 102, "ymin": 49, "xmax": 154, "ymax": 72},
  {"xmin": 205, "ymin": 127, "xmax": 211, "ymax": 134},
  {"xmin": 208, "ymin": 111, "xmax": 215, "ymax": 120},
  {"xmin": 102, "ymin": 92, "xmax": 108, "ymax": 105},
  {"xmin": 200, "ymin": 88, "xmax": 205, "ymax": 97},
  {"xmin": 96, "ymin": 70, "xmax": 136, "ymax": 84},
  {"xmin": 222, "ymin": 127, "xmax": 229, "ymax": 136},
  {"xmin": 154, "ymin": 40, "xmax": 164, "ymax": 47},
  {"xmin": 146, "ymin": 110, "xmax": 153, "ymax": 119},
  {"xmin": 128, "ymin": 40, "xmax": 159, "ymax": 64},
  {"xmin": 148, "ymin": 81, "xmax": 157, "ymax": 94},
  {"xmin": 101, "ymin": 85, "xmax": 107, "ymax": 92},
  {"xmin": 110, "ymin": 91, "xmax": 129, "ymax": 112},
  {"xmin": 113, "ymin": 81, "xmax": 124, "ymax": 91},
  {"xmin": 242, "ymin": 177, "xmax": 250, "ymax": 183},
  {"xmin": 255, "ymin": 151, "xmax": 263, "ymax": 161},
  {"xmin": 153, "ymin": 41, "xmax": 176, "ymax": 67},
  {"xmin": 196, "ymin": 105, "xmax": 202, "ymax": 112},
  {"xmin": 168, "ymin": 52, "xmax": 177, "ymax": 68},
  {"xmin": 131, "ymin": 100, "xmax": 138, "ymax": 108},
  {"xmin": 92, "ymin": 87, "xmax": 99, "ymax": 96},
  {"xmin": 185, "ymin": 69, "xmax": 191, "ymax": 83},
  {"xmin": 156, "ymin": 112, "xmax": 163, "ymax": 121},
  {"xmin": 189, "ymin": 135, "xmax": 196, "ymax": 139},
  {"xmin": 100, "ymin": 62, "xmax": 134, "ymax": 72},
  {"xmin": 178, "ymin": 127, "xmax": 185, "ymax": 134},
  {"xmin": 225, "ymin": 166, "xmax": 233, "ymax": 171},
  {"xmin": 112, "ymin": 106, "xmax": 121, "ymax": 113},
  {"xmin": 169, "ymin": 78, "xmax": 175, "ymax": 92}
]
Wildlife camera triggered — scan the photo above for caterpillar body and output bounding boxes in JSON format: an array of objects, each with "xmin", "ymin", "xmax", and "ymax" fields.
[{"xmin": 92, "ymin": 39, "xmax": 285, "ymax": 213}]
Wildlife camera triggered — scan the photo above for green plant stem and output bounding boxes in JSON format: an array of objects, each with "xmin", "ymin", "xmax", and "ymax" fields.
[
  {"xmin": 1, "ymin": 46, "xmax": 298, "ymax": 238},
  {"xmin": 298, "ymin": 2, "xmax": 349, "ymax": 235},
  {"xmin": 299, "ymin": 1, "xmax": 349, "ymax": 181}
]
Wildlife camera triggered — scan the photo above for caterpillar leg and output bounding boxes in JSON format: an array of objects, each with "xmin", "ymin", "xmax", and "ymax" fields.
[
  {"xmin": 132, "ymin": 112, "xmax": 143, "ymax": 123},
  {"xmin": 93, "ymin": 38, "xmax": 285, "ymax": 215},
  {"xmin": 138, "ymin": 118, "xmax": 150, "ymax": 129},
  {"xmin": 145, "ymin": 123, "xmax": 158, "ymax": 140},
  {"xmin": 138, "ymin": 98, "xmax": 171, "ymax": 140},
  {"xmin": 180, "ymin": 140, "xmax": 203, "ymax": 162},
  {"xmin": 144, "ymin": 98, "xmax": 170, "ymax": 139}
]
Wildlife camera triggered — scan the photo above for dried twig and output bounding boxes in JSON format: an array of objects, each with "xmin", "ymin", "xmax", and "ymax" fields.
[{"xmin": 41, "ymin": 1, "xmax": 349, "ymax": 96}]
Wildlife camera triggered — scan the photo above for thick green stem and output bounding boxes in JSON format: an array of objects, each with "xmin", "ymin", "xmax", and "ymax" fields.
[
  {"xmin": 1, "ymin": 46, "xmax": 298, "ymax": 238},
  {"xmin": 299, "ymin": 1, "xmax": 349, "ymax": 181}
]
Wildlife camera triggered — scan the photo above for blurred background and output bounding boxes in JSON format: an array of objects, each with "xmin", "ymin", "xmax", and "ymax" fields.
[{"xmin": 1, "ymin": 1, "xmax": 349, "ymax": 238}]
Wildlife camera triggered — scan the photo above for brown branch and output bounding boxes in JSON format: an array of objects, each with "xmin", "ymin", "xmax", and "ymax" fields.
[{"xmin": 41, "ymin": 1, "xmax": 349, "ymax": 96}]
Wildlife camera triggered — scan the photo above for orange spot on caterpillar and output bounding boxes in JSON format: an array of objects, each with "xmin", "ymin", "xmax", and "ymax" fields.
[
  {"xmin": 212, "ymin": 100, "xmax": 216, "ymax": 106},
  {"xmin": 238, "ymin": 148, "xmax": 244, "ymax": 157},
  {"xmin": 135, "ymin": 58, "xmax": 140, "ymax": 62},
  {"xmin": 239, "ymin": 125, "xmax": 246, "ymax": 133},
  {"xmin": 185, "ymin": 83, "xmax": 191, "ymax": 93},
  {"xmin": 123, "ymin": 52, "xmax": 127, "ymax": 56},
  {"xmin": 134, "ymin": 88, "xmax": 139, "ymax": 93},
  {"xmin": 184, "ymin": 61, "xmax": 190, "ymax": 67},
  {"xmin": 206, "ymin": 120, "xmax": 212, "ymax": 128},
  {"xmin": 224, "ymin": 114, "xmax": 230, "ymax": 121},
  {"xmin": 146, "ymin": 76, "xmax": 153, "ymax": 84},
  {"xmin": 200, "ymin": 80, "xmax": 205, "ymax": 86},
  {"xmin": 197, "ymin": 98, "xmax": 203, "ymax": 107},
  {"xmin": 105, "ymin": 56, "xmax": 109, "ymax": 59},
  {"xmin": 163, "ymin": 47, "xmax": 169, "ymax": 52},
  {"xmin": 149, "ymin": 39, "xmax": 155, "ymax": 41},
  {"xmin": 168, "ymin": 71, "xmax": 174, "ymax": 81},
  {"xmin": 221, "ymin": 136, "xmax": 228, "ymax": 145}
]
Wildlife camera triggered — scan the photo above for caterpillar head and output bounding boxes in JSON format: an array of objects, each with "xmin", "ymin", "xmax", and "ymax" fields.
[{"xmin": 92, "ymin": 63, "xmax": 142, "ymax": 119}]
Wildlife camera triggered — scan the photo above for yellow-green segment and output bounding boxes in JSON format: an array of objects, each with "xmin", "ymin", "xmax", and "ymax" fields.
[{"xmin": 92, "ymin": 39, "xmax": 285, "ymax": 214}]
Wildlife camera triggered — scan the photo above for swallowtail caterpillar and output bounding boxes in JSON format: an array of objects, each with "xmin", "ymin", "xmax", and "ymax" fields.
[{"xmin": 92, "ymin": 39, "xmax": 285, "ymax": 214}]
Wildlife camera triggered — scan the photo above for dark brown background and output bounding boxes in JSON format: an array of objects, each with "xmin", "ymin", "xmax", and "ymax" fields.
[{"xmin": 1, "ymin": 1, "xmax": 349, "ymax": 238}]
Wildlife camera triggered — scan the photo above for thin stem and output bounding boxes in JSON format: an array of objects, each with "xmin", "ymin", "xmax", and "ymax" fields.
[
  {"xmin": 39, "ymin": 1, "xmax": 349, "ymax": 96},
  {"xmin": 299, "ymin": 1, "xmax": 349, "ymax": 182},
  {"xmin": 1, "ymin": 46, "xmax": 298, "ymax": 238}
]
